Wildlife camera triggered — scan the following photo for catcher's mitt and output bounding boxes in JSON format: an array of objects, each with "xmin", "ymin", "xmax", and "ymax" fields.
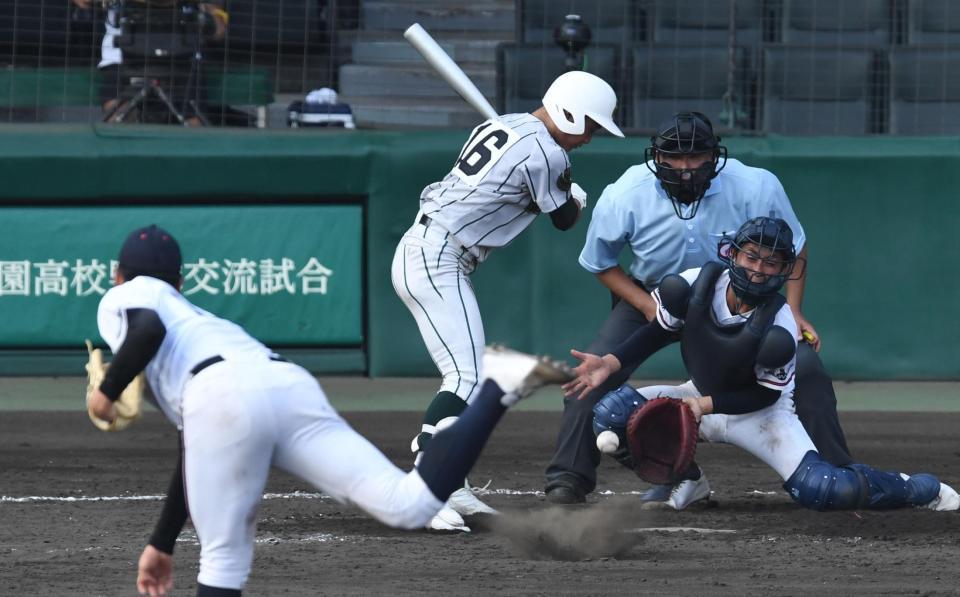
[
  {"xmin": 85, "ymin": 340, "xmax": 143, "ymax": 432},
  {"xmin": 625, "ymin": 397, "xmax": 699, "ymax": 484}
]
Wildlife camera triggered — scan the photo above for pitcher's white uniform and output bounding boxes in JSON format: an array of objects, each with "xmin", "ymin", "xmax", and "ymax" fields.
[
  {"xmin": 643, "ymin": 267, "xmax": 816, "ymax": 480},
  {"xmin": 97, "ymin": 276, "xmax": 443, "ymax": 590},
  {"xmin": 392, "ymin": 113, "xmax": 574, "ymax": 403}
]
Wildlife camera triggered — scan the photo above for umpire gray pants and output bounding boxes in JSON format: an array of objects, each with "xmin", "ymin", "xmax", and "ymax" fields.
[{"xmin": 543, "ymin": 291, "xmax": 853, "ymax": 496}]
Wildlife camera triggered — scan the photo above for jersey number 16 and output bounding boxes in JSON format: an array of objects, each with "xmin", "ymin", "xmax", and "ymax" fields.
[{"xmin": 452, "ymin": 120, "xmax": 520, "ymax": 186}]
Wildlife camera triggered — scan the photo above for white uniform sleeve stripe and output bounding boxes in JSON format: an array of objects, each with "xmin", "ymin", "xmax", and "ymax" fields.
[
  {"xmin": 652, "ymin": 288, "xmax": 682, "ymax": 331},
  {"xmin": 655, "ymin": 304, "xmax": 682, "ymax": 331},
  {"xmin": 758, "ymin": 372, "xmax": 795, "ymax": 388}
]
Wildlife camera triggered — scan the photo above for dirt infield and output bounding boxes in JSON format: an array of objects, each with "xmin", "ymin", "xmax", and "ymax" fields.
[{"xmin": 3, "ymin": 409, "xmax": 960, "ymax": 596}]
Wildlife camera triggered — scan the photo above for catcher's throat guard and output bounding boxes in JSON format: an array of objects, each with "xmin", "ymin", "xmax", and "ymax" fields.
[{"xmin": 626, "ymin": 397, "xmax": 699, "ymax": 484}]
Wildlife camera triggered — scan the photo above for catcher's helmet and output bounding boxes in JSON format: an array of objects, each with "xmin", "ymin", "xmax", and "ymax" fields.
[
  {"xmin": 644, "ymin": 111, "xmax": 727, "ymax": 220},
  {"xmin": 118, "ymin": 224, "xmax": 182, "ymax": 285},
  {"xmin": 542, "ymin": 71, "xmax": 624, "ymax": 138},
  {"xmin": 718, "ymin": 217, "xmax": 797, "ymax": 306}
]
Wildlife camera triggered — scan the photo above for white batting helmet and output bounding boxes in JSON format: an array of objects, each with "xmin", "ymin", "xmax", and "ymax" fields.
[{"xmin": 542, "ymin": 71, "xmax": 624, "ymax": 138}]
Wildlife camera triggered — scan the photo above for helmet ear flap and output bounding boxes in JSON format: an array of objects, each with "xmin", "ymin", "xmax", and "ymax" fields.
[{"xmin": 555, "ymin": 106, "xmax": 585, "ymax": 134}]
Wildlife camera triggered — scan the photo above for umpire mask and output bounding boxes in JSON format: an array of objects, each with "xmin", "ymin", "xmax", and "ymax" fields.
[{"xmin": 644, "ymin": 112, "xmax": 727, "ymax": 220}]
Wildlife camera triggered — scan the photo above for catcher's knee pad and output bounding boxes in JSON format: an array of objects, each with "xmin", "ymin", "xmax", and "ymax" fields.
[
  {"xmin": 783, "ymin": 450, "xmax": 864, "ymax": 511},
  {"xmin": 592, "ymin": 383, "xmax": 646, "ymax": 439}
]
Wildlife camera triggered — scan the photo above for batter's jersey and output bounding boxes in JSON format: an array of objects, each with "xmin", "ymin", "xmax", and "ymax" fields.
[
  {"xmin": 653, "ymin": 267, "xmax": 798, "ymax": 395},
  {"xmin": 97, "ymin": 275, "xmax": 275, "ymax": 427},
  {"xmin": 420, "ymin": 113, "xmax": 573, "ymax": 261},
  {"xmin": 579, "ymin": 158, "xmax": 805, "ymax": 290}
]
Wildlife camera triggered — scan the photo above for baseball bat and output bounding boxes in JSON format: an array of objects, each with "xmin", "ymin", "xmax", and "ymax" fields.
[{"xmin": 403, "ymin": 23, "xmax": 499, "ymax": 120}]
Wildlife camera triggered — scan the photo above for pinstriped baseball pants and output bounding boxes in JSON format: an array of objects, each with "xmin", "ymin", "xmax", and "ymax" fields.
[{"xmin": 391, "ymin": 215, "xmax": 485, "ymax": 404}]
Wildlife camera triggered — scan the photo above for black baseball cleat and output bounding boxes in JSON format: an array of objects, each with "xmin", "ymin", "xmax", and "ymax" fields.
[{"xmin": 545, "ymin": 485, "xmax": 586, "ymax": 505}]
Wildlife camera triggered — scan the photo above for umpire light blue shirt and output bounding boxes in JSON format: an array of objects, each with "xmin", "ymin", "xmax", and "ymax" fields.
[{"xmin": 580, "ymin": 158, "xmax": 805, "ymax": 290}]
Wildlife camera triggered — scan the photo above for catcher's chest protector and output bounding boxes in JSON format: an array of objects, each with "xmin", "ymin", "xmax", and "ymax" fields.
[{"xmin": 680, "ymin": 262, "xmax": 786, "ymax": 395}]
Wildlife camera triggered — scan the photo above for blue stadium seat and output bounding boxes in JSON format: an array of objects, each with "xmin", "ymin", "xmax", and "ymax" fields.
[
  {"xmin": 781, "ymin": 0, "xmax": 893, "ymax": 46},
  {"xmin": 761, "ymin": 46, "xmax": 880, "ymax": 134},
  {"xmin": 889, "ymin": 47, "xmax": 960, "ymax": 134},
  {"xmin": 496, "ymin": 43, "xmax": 619, "ymax": 117},
  {"xmin": 651, "ymin": 0, "xmax": 767, "ymax": 45},
  {"xmin": 905, "ymin": 0, "xmax": 960, "ymax": 45},
  {"xmin": 632, "ymin": 45, "xmax": 753, "ymax": 130}
]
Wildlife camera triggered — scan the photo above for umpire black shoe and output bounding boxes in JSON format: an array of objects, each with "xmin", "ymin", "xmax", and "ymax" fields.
[{"xmin": 545, "ymin": 485, "xmax": 586, "ymax": 505}]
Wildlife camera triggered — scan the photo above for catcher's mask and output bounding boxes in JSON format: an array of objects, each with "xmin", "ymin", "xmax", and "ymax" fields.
[
  {"xmin": 118, "ymin": 224, "xmax": 182, "ymax": 285},
  {"xmin": 718, "ymin": 216, "xmax": 800, "ymax": 306},
  {"xmin": 644, "ymin": 111, "xmax": 727, "ymax": 220}
]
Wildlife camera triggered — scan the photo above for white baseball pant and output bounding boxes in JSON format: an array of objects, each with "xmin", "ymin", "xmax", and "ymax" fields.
[
  {"xmin": 180, "ymin": 359, "xmax": 442, "ymax": 589},
  {"xmin": 391, "ymin": 214, "xmax": 485, "ymax": 404},
  {"xmin": 636, "ymin": 381, "xmax": 817, "ymax": 480}
]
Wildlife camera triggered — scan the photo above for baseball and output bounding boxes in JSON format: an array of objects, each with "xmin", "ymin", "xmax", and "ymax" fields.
[{"xmin": 596, "ymin": 430, "xmax": 620, "ymax": 454}]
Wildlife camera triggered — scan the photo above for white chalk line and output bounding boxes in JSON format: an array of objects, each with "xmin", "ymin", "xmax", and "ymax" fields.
[
  {"xmin": 1, "ymin": 489, "xmax": 626, "ymax": 503},
  {"xmin": 2, "ymin": 488, "xmax": 780, "ymax": 504},
  {"xmin": 630, "ymin": 527, "xmax": 737, "ymax": 534},
  {"xmin": 5, "ymin": 490, "xmax": 746, "ymax": 548},
  {"xmin": 0, "ymin": 490, "xmax": 329, "ymax": 504}
]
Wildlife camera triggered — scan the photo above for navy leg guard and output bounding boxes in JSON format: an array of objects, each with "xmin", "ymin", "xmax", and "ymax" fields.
[
  {"xmin": 847, "ymin": 465, "xmax": 940, "ymax": 508},
  {"xmin": 784, "ymin": 451, "xmax": 864, "ymax": 510},
  {"xmin": 784, "ymin": 451, "xmax": 940, "ymax": 511}
]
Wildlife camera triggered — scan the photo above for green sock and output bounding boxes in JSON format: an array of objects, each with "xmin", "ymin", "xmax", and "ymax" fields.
[{"xmin": 413, "ymin": 390, "xmax": 467, "ymax": 452}]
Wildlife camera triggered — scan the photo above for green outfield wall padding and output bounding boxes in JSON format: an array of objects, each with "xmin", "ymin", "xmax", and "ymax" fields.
[{"xmin": 0, "ymin": 124, "xmax": 958, "ymax": 380}]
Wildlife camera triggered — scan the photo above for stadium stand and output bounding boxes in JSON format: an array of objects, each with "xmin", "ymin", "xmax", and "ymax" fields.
[
  {"xmin": 761, "ymin": 45, "xmax": 880, "ymax": 134},
  {"xmin": 780, "ymin": 0, "xmax": 893, "ymax": 46},
  {"xmin": 888, "ymin": 47, "xmax": 960, "ymax": 134},
  {"xmin": 497, "ymin": 43, "xmax": 618, "ymax": 115},
  {"xmin": 650, "ymin": 0, "xmax": 767, "ymax": 45},
  {"xmin": 631, "ymin": 44, "xmax": 752, "ymax": 130}
]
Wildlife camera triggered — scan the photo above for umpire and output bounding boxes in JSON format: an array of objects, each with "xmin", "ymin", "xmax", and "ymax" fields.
[{"xmin": 544, "ymin": 111, "xmax": 852, "ymax": 504}]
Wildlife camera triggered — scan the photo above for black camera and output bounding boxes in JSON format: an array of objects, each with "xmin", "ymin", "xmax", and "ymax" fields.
[
  {"xmin": 109, "ymin": 0, "xmax": 216, "ymax": 60},
  {"xmin": 554, "ymin": 14, "xmax": 592, "ymax": 71}
]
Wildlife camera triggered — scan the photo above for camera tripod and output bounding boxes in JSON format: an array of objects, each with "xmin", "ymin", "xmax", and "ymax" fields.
[{"xmin": 103, "ymin": 56, "xmax": 211, "ymax": 126}]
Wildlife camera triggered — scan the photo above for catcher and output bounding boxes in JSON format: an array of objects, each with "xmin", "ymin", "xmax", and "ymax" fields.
[{"xmin": 564, "ymin": 216, "xmax": 960, "ymax": 512}]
